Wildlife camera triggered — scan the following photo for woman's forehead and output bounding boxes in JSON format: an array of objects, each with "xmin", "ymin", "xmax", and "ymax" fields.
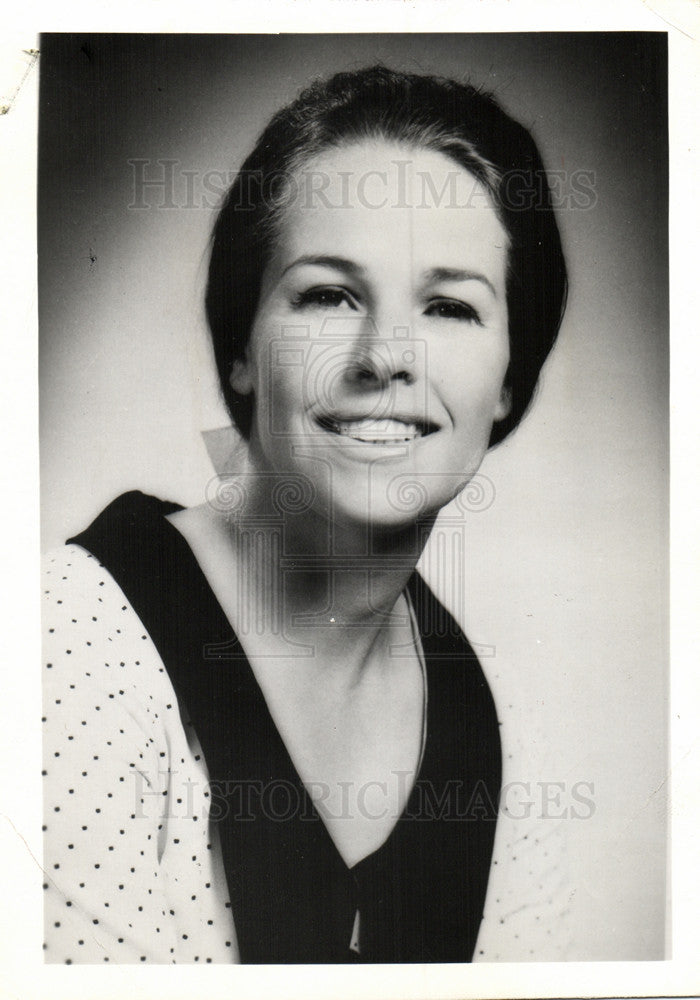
[
  {"xmin": 288, "ymin": 138, "xmax": 498, "ymax": 210},
  {"xmin": 271, "ymin": 139, "xmax": 509, "ymax": 280}
]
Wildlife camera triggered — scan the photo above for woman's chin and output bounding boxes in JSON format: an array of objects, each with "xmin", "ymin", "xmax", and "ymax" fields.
[{"xmin": 323, "ymin": 491, "xmax": 442, "ymax": 537}]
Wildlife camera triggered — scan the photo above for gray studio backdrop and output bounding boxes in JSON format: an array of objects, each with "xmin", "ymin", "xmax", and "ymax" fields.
[{"xmin": 39, "ymin": 33, "xmax": 668, "ymax": 960}]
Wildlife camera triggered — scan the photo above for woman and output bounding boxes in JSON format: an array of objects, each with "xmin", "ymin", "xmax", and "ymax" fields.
[{"xmin": 42, "ymin": 65, "xmax": 566, "ymax": 964}]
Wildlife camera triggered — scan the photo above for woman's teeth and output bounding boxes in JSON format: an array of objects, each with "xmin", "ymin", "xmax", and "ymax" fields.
[{"xmin": 329, "ymin": 418, "xmax": 422, "ymax": 443}]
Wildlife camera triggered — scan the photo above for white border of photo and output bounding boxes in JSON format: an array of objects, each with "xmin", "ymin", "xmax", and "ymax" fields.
[{"xmin": 2, "ymin": 1, "xmax": 697, "ymax": 997}]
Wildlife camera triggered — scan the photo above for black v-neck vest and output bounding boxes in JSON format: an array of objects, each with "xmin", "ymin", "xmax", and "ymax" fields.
[{"xmin": 69, "ymin": 491, "xmax": 501, "ymax": 964}]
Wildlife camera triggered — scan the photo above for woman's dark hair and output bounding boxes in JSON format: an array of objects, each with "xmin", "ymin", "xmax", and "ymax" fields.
[{"xmin": 206, "ymin": 65, "xmax": 567, "ymax": 446}]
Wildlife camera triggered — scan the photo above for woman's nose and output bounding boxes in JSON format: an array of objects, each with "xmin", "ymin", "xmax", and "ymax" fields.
[
  {"xmin": 344, "ymin": 355, "xmax": 415, "ymax": 388},
  {"xmin": 343, "ymin": 312, "xmax": 417, "ymax": 389}
]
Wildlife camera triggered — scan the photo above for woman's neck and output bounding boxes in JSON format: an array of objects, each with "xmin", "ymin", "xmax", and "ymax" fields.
[{"xmin": 202, "ymin": 467, "xmax": 435, "ymax": 675}]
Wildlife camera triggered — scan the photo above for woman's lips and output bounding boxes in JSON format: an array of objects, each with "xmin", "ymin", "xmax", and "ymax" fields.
[{"xmin": 315, "ymin": 415, "xmax": 438, "ymax": 444}]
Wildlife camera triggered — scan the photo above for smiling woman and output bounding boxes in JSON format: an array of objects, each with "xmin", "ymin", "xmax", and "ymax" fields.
[{"xmin": 41, "ymin": 62, "xmax": 570, "ymax": 964}]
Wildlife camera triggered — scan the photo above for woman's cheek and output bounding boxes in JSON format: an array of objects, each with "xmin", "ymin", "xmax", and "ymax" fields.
[{"xmin": 255, "ymin": 367, "xmax": 305, "ymax": 441}]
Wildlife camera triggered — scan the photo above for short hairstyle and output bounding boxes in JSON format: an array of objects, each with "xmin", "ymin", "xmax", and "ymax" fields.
[{"xmin": 205, "ymin": 65, "xmax": 567, "ymax": 447}]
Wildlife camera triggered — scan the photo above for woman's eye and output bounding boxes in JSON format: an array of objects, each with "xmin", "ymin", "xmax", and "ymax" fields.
[
  {"xmin": 292, "ymin": 287, "xmax": 357, "ymax": 311},
  {"xmin": 425, "ymin": 299, "xmax": 482, "ymax": 324}
]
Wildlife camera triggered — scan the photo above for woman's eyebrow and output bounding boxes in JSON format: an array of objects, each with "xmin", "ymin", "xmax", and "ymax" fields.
[
  {"xmin": 423, "ymin": 266, "xmax": 497, "ymax": 299},
  {"xmin": 281, "ymin": 255, "xmax": 365, "ymax": 278}
]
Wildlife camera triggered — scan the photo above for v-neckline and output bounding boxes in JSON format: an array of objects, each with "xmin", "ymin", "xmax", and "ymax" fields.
[{"xmin": 160, "ymin": 508, "xmax": 431, "ymax": 874}]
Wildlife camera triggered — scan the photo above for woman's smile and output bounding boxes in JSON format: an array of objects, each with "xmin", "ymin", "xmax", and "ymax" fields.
[
  {"xmin": 324, "ymin": 419, "xmax": 421, "ymax": 443},
  {"xmin": 313, "ymin": 412, "xmax": 440, "ymax": 445}
]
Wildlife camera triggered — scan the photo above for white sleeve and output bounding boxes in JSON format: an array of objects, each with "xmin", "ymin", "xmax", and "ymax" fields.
[{"xmin": 42, "ymin": 545, "xmax": 184, "ymax": 964}]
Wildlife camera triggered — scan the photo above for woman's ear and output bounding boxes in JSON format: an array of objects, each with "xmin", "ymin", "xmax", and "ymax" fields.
[
  {"xmin": 229, "ymin": 358, "xmax": 254, "ymax": 396},
  {"xmin": 493, "ymin": 383, "xmax": 512, "ymax": 422}
]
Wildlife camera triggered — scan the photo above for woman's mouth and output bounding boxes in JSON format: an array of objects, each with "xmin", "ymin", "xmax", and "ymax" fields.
[{"xmin": 315, "ymin": 415, "xmax": 438, "ymax": 444}]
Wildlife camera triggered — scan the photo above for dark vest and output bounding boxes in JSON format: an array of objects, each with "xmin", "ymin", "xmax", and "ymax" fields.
[{"xmin": 69, "ymin": 491, "xmax": 501, "ymax": 963}]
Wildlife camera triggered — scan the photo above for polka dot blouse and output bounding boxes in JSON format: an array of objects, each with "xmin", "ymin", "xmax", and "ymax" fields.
[
  {"xmin": 42, "ymin": 544, "xmax": 237, "ymax": 964},
  {"xmin": 42, "ymin": 543, "xmax": 572, "ymax": 963}
]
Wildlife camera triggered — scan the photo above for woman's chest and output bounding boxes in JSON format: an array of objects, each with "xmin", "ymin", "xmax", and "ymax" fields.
[{"xmin": 249, "ymin": 651, "xmax": 426, "ymax": 868}]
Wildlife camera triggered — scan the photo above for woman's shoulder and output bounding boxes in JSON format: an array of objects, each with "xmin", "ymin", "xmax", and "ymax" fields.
[
  {"xmin": 43, "ymin": 541, "xmax": 120, "ymax": 600},
  {"xmin": 42, "ymin": 543, "xmax": 133, "ymax": 644},
  {"xmin": 43, "ymin": 539, "xmax": 154, "ymax": 649},
  {"xmin": 41, "ymin": 542, "xmax": 177, "ymax": 734}
]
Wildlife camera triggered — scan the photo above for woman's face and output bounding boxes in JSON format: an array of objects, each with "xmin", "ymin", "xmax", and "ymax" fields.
[{"xmin": 232, "ymin": 140, "xmax": 511, "ymax": 529}]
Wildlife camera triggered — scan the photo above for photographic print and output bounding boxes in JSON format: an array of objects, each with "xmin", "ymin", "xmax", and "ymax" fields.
[{"xmin": 37, "ymin": 32, "xmax": 668, "ymax": 969}]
